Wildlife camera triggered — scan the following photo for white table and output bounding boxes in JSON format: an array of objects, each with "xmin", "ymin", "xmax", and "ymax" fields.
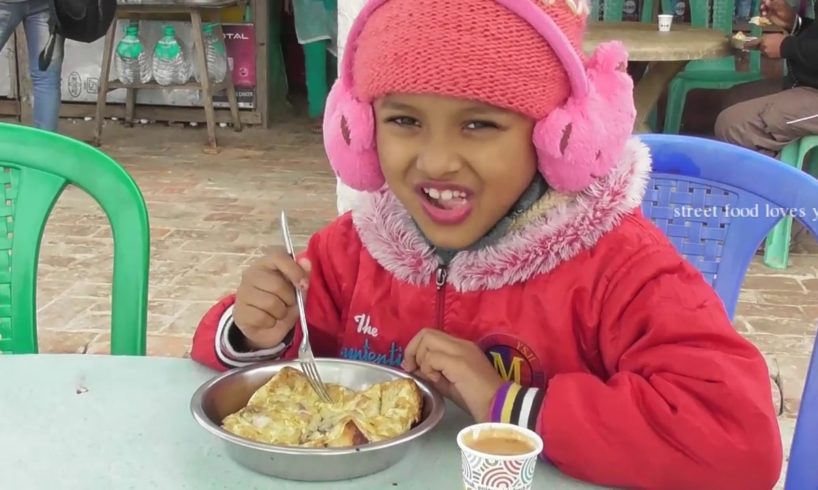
[{"xmin": 0, "ymin": 354, "xmax": 610, "ymax": 489}]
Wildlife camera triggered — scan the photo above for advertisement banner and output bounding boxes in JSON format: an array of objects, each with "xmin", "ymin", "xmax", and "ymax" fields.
[{"xmin": 213, "ymin": 23, "xmax": 256, "ymax": 109}]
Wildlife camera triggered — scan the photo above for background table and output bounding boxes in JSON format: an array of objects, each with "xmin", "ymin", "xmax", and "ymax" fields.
[
  {"xmin": 0, "ymin": 354, "xmax": 611, "ymax": 489},
  {"xmin": 584, "ymin": 22, "xmax": 731, "ymax": 132},
  {"xmin": 93, "ymin": 0, "xmax": 245, "ymax": 152}
]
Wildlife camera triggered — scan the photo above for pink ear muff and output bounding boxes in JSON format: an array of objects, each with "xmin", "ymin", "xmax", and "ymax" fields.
[
  {"xmin": 322, "ymin": 77, "xmax": 385, "ymax": 192},
  {"xmin": 533, "ymin": 41, "xmax": 636, "ymax": 193}
]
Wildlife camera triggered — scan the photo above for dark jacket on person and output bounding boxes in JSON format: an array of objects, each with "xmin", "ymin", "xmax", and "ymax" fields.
[{"xmin": 782, "ymin": 9, "xmax": 818, "ymax": 88}]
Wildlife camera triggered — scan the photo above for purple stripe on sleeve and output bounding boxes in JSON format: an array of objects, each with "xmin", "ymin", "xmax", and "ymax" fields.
[{"xmin": 491, "ymin": 383, "xmax": 512, "ymax": 422}]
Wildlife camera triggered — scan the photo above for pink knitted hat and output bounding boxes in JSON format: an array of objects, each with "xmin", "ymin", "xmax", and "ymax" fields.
[
  {"xmin": 352, "ymin": 0, "xmax": 590, "ymax": 120},
  {"xmin": 323, "ymin": 0, "xmax": 635, "ymax": 194}
]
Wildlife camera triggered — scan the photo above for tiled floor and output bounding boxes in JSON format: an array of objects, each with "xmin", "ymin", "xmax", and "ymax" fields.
[
  {"xmin": 18, "ymin": 115, "xmax": 817, "ymax": 486},
  {"xmin": 33, "ymin": 116, "xmax": 338, "ymax": 359}
]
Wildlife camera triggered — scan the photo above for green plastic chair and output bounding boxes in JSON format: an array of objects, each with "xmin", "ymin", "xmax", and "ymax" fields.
[
  {"xmin": 763, "ymin": 135, "xmax": 818, "ymax": 269},
  {"xmin": 591, "ymin": 0, "xmax": 656, "ymax": 22},
  {"xmin": 0, "ymin": 123, "xmax": 150, "ymax": 355},
  {"xmin": 661, "ymin": 0, "xmax": 763, "ymax": 134}
]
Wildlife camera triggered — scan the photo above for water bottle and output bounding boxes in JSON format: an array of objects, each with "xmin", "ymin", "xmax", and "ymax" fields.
[
  {"xmin": 193, "ymin": 23, "xmax": 228, "ymax": 83},
  {"xmin": 114, "ymin": 24, "xmax": 152, "ymax": 85},
  {"xmin": 152, "ymin": 25, "xmax": 191, "ymax": 86}
]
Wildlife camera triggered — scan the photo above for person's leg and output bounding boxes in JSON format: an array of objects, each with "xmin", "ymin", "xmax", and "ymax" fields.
[
  {"xmin": 714, "ymin": 85, "xmax": 818, "ymax": 156},
  {"xmin": 23, "ymin": 0, "xmax": 64, "ymax": 132},
  {"xmin": 0, "ymin": 3, "xmax": 25, "ymax": 61},
  {"xmin": 719, "ymin": 78, "xmax": 785, "ymax": 112},
  {"xmin": 714, "ymin": 79, "xmax": 783, "ymax": 154}
]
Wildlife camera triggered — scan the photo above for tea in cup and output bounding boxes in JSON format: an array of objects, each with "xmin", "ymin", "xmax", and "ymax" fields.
[{"xmin": 457, "ymin": 423, "xmax": 543, "ymax": 490}]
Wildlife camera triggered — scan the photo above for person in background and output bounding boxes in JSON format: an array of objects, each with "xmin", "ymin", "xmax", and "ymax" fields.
[
  {"xmin": 715, "ymin": 0, "xmax": 818, "ymax": 156},
  {"xmin": 0, "ymin": 0, "xmax": 64, "ymax": 132}
]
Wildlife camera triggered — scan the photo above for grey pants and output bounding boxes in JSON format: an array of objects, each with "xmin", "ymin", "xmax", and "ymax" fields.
[
  {"xmin": 714, "ymin": 78, "xmax": 818, "ymax": 156},
  {"xmin": 715, "ymin": 78, "xmax": 815, "ymax": 247}
]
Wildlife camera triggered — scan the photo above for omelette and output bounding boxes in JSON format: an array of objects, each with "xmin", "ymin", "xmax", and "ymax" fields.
[{"xmin": 221, "ymin": 367, "xmax": 423, "ymax": 448}]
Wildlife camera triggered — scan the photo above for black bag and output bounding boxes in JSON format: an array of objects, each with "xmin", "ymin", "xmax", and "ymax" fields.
[{"xmin": 39, "ymin": 0, "xmax": 117, "ymax": 71}]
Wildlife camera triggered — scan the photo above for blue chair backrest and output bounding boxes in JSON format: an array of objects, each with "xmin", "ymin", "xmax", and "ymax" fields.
[
  {"xmin": 639, "ymin": 134, "xmax": 818, "ymax": 489},
  {"xmin": 789, "ymin": 331, "xmax": 818, "ymax": 489},
  {"xmin": 638, "ymin": 134, "xmax": 818, "ymax": 319}
]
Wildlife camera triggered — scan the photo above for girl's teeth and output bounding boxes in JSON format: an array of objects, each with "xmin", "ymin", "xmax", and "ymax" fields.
[{"xmin": 423, "ymin": 187, "xmax": 468, "ymax": 201}]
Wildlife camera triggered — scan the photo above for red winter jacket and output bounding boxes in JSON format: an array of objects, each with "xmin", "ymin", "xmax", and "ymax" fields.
[{"xmin": 191, "ymin": 139, "xmax": 782, "ymax": 490}]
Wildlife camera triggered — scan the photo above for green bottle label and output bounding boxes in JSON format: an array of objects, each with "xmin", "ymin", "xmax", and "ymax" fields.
[
  {"xmin": 116, "ymin": 38, "xmax": 143, "ymax": 59},
  {"xmin": 154, "ymin": 37, "xmax": 181, "ymax": 60}
]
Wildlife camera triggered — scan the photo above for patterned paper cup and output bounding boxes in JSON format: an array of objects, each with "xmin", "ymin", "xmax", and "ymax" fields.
[{"xmin": 457, "ymin": 423, "xmax": 544, "ymax": 490}]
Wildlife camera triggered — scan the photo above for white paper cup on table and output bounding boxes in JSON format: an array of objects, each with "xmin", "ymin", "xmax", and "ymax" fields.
[
  {"xmin": 457, "ymin": 423, "xmax": 544, "ymax": 490},
  {"xmin": 658, "ymin": 14, "xmax": 673, "ymax": 32}
]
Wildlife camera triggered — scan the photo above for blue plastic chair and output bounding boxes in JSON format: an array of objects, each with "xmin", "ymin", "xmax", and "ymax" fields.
[
  {"xmin": 638, "ymin": 134, "xmax": 818, "ymax": 319},
  {"xmin": 639, "ymin": 134, "xmax": 818, "ymax": 489},
  {"xmin": 789, "ymin": 330, "xmax": 818, "ymax": 490}
]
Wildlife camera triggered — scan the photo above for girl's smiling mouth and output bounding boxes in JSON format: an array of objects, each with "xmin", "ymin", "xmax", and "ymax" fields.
[{"xmin": 414, "ymin": 182, "xmax": 475, "ymax": 225}]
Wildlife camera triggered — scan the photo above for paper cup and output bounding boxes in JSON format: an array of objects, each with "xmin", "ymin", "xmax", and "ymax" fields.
[
  {"xmin": 658, "ymin": 14, "xmax": 673, "ymax": 32},
  {"xmin": 457, "ymin": 423, "xmax": 544, "ymax": 490}
]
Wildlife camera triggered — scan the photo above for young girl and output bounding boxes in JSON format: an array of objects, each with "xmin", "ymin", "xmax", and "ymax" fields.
[{"xmin": 192, "ymin": 0, "xmax": 782, "ymax": 488}]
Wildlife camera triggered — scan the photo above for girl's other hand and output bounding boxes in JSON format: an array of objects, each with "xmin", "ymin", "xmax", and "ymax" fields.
[{"xmin": 402, "ymin": 328, "xmax": 506, "ymax": 422}]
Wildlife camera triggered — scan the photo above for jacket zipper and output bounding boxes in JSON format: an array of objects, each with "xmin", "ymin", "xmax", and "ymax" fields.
[{"xmin": 435, "ymin": 264, "xmax": 448, "ymax": 329}]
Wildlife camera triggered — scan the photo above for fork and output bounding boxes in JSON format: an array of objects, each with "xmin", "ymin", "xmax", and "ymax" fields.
[{"xmin": 279, "ymin": 210, "xmax": 333, "ymax": 403}]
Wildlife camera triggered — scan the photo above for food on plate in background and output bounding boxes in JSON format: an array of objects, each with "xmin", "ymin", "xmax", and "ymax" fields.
[
  {"xmin": 749, "ymin": 15, "xmax": 772, "ymax": 26},
  {"xmin": 731, "ymin": 30, "xmax": 760, "ymax": 50}
]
